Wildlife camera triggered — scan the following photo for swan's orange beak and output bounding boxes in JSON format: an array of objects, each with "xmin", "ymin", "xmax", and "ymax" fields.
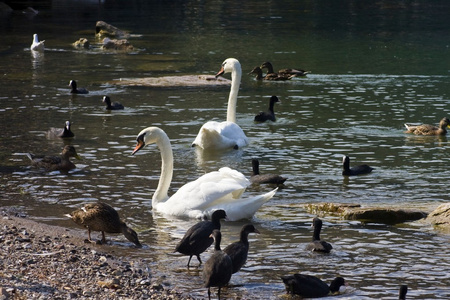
[
  {"xmin": 132, "ymin": 140, "xmax": 145, "ymax": 155},
  {"xmin": 215, "ymin": 67, "xmax": 225, "ymax": 78}
]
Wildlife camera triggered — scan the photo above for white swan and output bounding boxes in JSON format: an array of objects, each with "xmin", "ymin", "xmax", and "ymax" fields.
[
  {"xmin": 30, "ymin": 34, "xmax": 45, "ymax": 52},
  {"xmin": 132, "ymin": 126, "xmax": 277, "ymax": 221},
  {"xmin": 192, "ymin": 58, "xmax": 249, "ymax": 150}
]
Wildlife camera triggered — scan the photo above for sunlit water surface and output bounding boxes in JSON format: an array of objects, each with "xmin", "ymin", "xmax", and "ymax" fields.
[{"xmin": 1, "ymin": 1, "xmax": 449, "ymax": 299}]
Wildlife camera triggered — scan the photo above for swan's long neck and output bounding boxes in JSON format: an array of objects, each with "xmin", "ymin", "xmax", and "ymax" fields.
[
  {"xmin": 153, "ymin": 131, "xmax": 174, "ymax": 204},
  {"xmin": 226, "ymin": 64, "xmax": 242, "ymax": 123}
]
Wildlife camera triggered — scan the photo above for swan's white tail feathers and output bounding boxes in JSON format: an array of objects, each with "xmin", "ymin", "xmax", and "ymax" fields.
[{"xmin": 214, "ymin": 187, "xmax": 278, "ymax": 221}]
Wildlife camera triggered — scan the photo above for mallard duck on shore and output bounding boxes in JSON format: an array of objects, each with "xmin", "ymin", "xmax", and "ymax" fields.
[
  {"xmin": 404, "ymin": 117, "xmax": 450, "ymax": 135},
  {"xmin": 66, "ymin": 202, "xmax": 142, "ymax": 247},
  {"xmin": 260, "ymin": 61, "xmax": 309, "ymax": 78},
  {"xmin": 27, "ymin": 145, "xmax": 80, "ymax": 172},
  {"xmin": 46, "ymin": 121, "xmax": 74, "ymax": 139}
]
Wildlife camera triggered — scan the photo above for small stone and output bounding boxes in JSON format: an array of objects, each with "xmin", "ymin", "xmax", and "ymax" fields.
[
  {"xmin": 139, "ymin": 279, "xmax": 151, "ymax": 286},
  {"xmin": 82, "ymin": 291, "xmax": 94, "ymax": 297},
  {"xmin": 151, "ymin": 283, "xmax": 164, "ymax": 291}
]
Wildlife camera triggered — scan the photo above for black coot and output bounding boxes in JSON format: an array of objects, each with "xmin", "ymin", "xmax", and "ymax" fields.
[
  {"xmin": 203, "ymin": 229, "xmax": 233, "ymax": 300},
  {"xmin": 175, "ymin": 209, "xmax": 227, "ymax": 267},
  {"xmin": 254, "ymin": 95, "xmax": 279, "ymax": 122},
  {"xmin": 306, "ymin": 217, "xmax": 333, "ymax": 253},
  {"xmin": 342, "ymin": 155, "xmax": 374, "ymax": 176},
  {"xmin": 223, "ymin": 224, "xmax": 260, "ymax": 274},
  {"xmin": 281, "ymin": 274, "xmax": 345, "ymax": 298}
]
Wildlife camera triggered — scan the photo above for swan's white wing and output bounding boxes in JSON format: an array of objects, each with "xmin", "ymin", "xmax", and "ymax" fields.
[
  {"xmin": 203, "ymin": 187, "xmax": 278, "ymax": 221},
  {"xmin": 156, "ymin": 167, "xmax": 250, "ymax": 216},
  {"xmin": 219, "ymin": 122, "xmax": 248, "ymax": 148},
  {"xmin": 192, "ymin": 121, "xmax": 248, "ymax": 150}
]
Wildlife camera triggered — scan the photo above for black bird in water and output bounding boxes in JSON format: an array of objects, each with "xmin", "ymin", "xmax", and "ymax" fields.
[
  {"xmin": 103, "ymin": 96, "xmax": 124, "ymax": 110},
  {"xmin": 223, "ymin": 224, "xmax": 260, "ymax": 274},
  {"xmin": 342, "ymin": 155, "xmax": 374, "ymax": 176},
  {"xmin": 69, "ymin": 80, "xmax": 89, "ymax": 94},
  {"xmin": 254, "ymin": 95, "xmax": 279, "ymax": 122},
  {"xmin": 399, "ymin": 285, "xmax": 408, "ymax": 300},
  {"xmin": 306, "ymin": 217, "xmax": 333, "ymax": 253},
  {"xmin": 175, "ymin": 209, "xmax": 227, "ymax": 267},
  {"xmin": 281, "ymin": 274, "xmax": 345, "ymax": 298},
  {"xmin": 46, "ymin": 120, "xmax": 74, "ymax": 139},
  {"xmin": 250, "ymin": 158, "xmax": 287, "ymax": 185},
  {"xmin": 203, "ymin": 230, "xmax": 233, "ymax": 300}
]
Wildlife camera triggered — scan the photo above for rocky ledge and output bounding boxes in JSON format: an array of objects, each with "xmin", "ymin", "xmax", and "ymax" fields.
[
  {"xmin": 426, "ymin": 203, "xmax": 450, "ymax": 233},
  {"xmin": 0, "ymin": 212, "xmax": 194, "ymax": 300},
  {"xmin": 305, "ymin": 202, "xmax": 428, "ymax": 225},
  {"xmin": 306, "ymin": 202, "xmax": 450, "ymax": 232}
]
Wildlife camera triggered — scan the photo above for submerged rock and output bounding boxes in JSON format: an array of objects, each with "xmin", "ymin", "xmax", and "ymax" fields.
[
  {"xmin": 102, "ymin": 38, "xmax": 133, "ymax": 51},
  {"xmin": 0, "ymin": 2, "xmax": 13, "ymax": 16},
  {"xmin": 96, "ymin": 21, "xmax": 129, "ymax": 38},
  {"xmin": 343, "ymin": 208, "xmax": 427, "ymax": 224},
  {"xmin": 73, "ymin": 38, "xmax": 91, "ymax": 49},
  {"xmin": 306, "ymin": 202, "xmax": 427, "ymax": 224},
  {"xmin": 427, "ymin": 203, "xmax": 450, "ymax": 232}
]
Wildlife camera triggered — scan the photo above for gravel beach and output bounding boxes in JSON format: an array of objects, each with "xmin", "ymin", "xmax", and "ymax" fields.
[{"xmin": 0, "ymin": 210, "xmax": 195, "ymax": 300}]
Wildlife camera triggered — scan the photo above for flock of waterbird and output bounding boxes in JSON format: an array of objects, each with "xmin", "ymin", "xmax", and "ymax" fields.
[{"xmin": 26, "ymin": 33, "xmax": 448, "ymax": 299}]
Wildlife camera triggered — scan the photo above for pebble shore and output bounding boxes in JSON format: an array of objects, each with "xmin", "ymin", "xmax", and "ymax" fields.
[{"xmin": 0, "ymin": 211, "xmax": 195, "ymax": 300}]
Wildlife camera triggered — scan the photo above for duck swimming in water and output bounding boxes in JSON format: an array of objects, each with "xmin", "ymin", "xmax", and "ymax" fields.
[
  {"xmin": 260, "ymin": 61, "xmax": 309, "ymax": 78},
  {"xmin": 404, "ymin": 117, "xmax": 450, "ymax": 136},
  {"xmin": 27, "ymin": 145, "xmax": 80, "ymax": 172}
]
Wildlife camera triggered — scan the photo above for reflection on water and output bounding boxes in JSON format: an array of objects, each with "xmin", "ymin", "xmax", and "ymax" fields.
[{"xmin": 1, "ymin": 0, "xmax": 450, "ymax": 299}]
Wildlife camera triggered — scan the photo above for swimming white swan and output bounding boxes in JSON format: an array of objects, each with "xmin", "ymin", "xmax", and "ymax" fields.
[
  {"xmin": 192, "ymin": 58, "xmax": 249, "ymax": 150},
  {"xmin": 132, "ymin": 126, "xmax": 277, "ymax": 221},
  {"xmin": 30, "ymin": 34, "xmax": 45, "ymax": 52}
]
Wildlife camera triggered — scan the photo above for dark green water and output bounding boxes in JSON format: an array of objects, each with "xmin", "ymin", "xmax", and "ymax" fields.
[{"xmin": 1, "ymin": 1, "xmax": 449, "ymax": 299}]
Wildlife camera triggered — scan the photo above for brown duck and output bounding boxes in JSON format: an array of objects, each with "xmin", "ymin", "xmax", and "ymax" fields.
[
  {"xmin": 27, "ymin": 145, "xmax": 80, "ymax": 172},
  {"xmin": 66, "ymin": 202, "xmax": 142, "ymax": 247},
  {"xmin": 249, "ymin": 66, "xmax": 290, "ymax": 81},
  {"xmin": 260, "ymin": 61, "xmax": 309, "ymax": 78},
  {"xmin": 404, "ymin": 117, "xmax": 450, "ymax": 135}
]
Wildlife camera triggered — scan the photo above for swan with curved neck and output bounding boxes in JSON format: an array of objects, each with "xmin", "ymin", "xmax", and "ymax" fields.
[
  {"xmin": 192, "ymin": 58, "xmax": 249, "ymax": 150},
  {"xmin": 132, "ymin": 126, "xmax": 276, "ymax": 220}
]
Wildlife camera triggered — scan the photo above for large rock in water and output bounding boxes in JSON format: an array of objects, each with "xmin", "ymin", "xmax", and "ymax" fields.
[
  {"xmin": 426, "ymin": 203, "xmax": 450, "ymax": 232},
  {"xmin": 96, "ymin": 21, "xmax": 129, "ymax": 38},
  {"xmin": 343, "ymin": 208, "xmax": 427, "ymax": 224},
  {"xmin": 306, "ymin": 202, "xmax": 427, "ymax": 224}
]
